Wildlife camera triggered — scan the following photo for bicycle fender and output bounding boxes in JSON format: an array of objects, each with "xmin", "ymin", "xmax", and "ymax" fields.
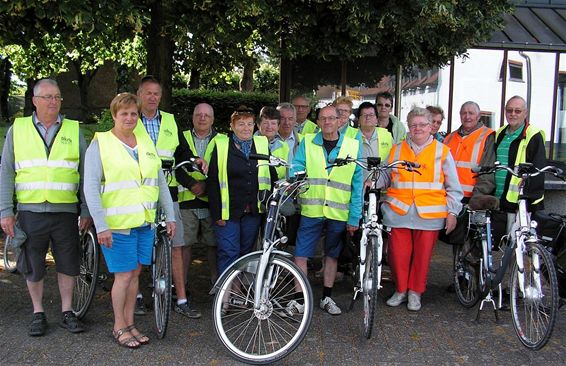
[{"xmin": 209, "ymin": 250, "xmax": 292, "ymax": 295}]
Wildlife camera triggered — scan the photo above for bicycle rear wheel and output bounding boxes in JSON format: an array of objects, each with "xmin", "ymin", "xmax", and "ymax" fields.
[
  {"xmin": 153, "ymin": 233, "xmax": 172, "ymax": 339},
  {"xmin": 453, "ymin": 241, "xmax": 481, "ymax": 308},
  {"xmin": 363, "ymin": 235, "xmax": 380, "ymax": 339},
  {"xmin": 510, "ymin": 241, "xmax": 558, "ymax": 350},
  {"xmin": 73, "ymin": 229, "xmax": 100, "ymax": 319},
  {"xmin": 3, "ymin": 235, "xmax": 19, "ymax": 273},
  {"xmin": 212, "ymin": 256, "xmax": 313, "ymax": 365}
]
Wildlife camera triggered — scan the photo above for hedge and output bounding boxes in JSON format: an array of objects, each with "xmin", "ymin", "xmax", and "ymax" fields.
[{"xmin": 171, "ymin": 89, "xmax": 279, "ymax": 132}]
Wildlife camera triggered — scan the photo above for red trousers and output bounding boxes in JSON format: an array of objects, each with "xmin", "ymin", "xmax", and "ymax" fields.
[{"xmin": 388, "ymin": 228, "xmax": 439, "ymax": 294}]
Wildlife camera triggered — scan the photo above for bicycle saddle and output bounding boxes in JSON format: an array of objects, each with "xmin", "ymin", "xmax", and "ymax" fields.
[{"xmin": 468, "ymin": 195, "xmax": 500, "ymax": 211}]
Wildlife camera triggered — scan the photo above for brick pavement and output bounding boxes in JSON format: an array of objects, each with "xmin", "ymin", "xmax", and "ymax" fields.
[{"xmin": 1, "ymin": 242, "xmax": 565, "ymax": 365}]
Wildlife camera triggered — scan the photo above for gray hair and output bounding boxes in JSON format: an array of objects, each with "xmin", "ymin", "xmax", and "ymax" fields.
[
  {"xmin": 277, "ymin": 102, "xmax": 296, "ymax": 119},
  {"xmin": 33, "ymin": 79, "xmax": 59, "ymax": 96},
  {"xmin": 460, "ymin": 101, "xmax": 480, "ymax": 114},
  {"xmin": 506, "ymin": 95, "xmax": 527, "ymax": 109},
  {"xmin": 407, "ymin": 107, "xmax": 432, "ymax": 125},
  {"xmin": 193, "ymin": 103, "xmax": 214, "ymax": 119}
]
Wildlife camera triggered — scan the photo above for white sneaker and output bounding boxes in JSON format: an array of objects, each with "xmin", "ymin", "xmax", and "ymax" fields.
[
  {"xmin": 285, "ymin": 300, "xmax": 305, "ymax": 316},
  {"xmin": 407, "ymin": 290, "xmax": 421, "ymax": 311},
  {"xmin": 320, "ymin": 297, "xmax": 342, "ymax": 315},
  {"xmin": 386, "ymin": 291, "xmax": 408, "ymax": 307}
]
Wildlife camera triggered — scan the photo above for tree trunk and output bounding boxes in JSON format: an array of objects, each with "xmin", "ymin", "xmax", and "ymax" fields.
[
  {"xmin": 71, "ymin": 60, "xmax": 98, "ymax": 123},
  {"xmin": 188, "ymin": 68, "xmax": 200, "ymax": 89},
  {"xmin": 146, "ymin": 0, "xmax": 174, "ymax": 112},
  {"xmin": 24, "ymin": 79, "xmax": 35, "ymax": 116},
  {"xmin": 0, "ymin": 57, "xmax": 11, "ymax": 123},
  {"xmin": 239, "ymin": 57, "xmax": 255, "ymax": 92}
]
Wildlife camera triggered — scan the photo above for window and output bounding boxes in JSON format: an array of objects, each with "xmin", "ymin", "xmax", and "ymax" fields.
[
  {"xmin": 480, "ymin": 111, "xmax": 494, "ymax": 129},
  {"xmin": 554, "ymin": 72, "xmax": 566, "ymax": 162},
  {"xmin": 499, "ymin": 60, "xmax": 524, "ymax": 82}
]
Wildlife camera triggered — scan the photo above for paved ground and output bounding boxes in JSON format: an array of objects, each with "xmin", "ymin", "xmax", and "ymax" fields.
[{"xmin": 1, "ymin": 241, "xmax": 565, "ymax": 365}]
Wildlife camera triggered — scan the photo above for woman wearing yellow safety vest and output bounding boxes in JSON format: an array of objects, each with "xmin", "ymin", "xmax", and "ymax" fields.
[
  {"xmin": 380, "ymin": 107, "xmax": 463, "ymax": 312},
  {"xmin": 255, "ymin": 106, "xmax": 290, "ymax": 179},
  {"xmin": 207, "ymin": 106, "xmax": 277, "ymax": 276},
  {"xmin": 84, "ymin": 93, "xmax": 175, "ymax": 349}
]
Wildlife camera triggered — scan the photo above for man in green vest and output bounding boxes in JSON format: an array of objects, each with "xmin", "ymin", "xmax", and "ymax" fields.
[
  {"xmin": 292, "ymin": 95, "xmax": 318, "ymax": 136},
  {"xmin": 288, "ymin": 105, "xmax": 363, "ymax": 316},
  {"xmin": 177, "ymin": 103, "xmax": 218, "ymax": 285},
  {"xmin": 135, "ymin": 76, "xmax": 202, "ymax": 319},
  {"xmin": 0, "ymin": 78, "xmax": 91, "ymax": 336},
  {"xmin": 495, "ymin": 95, "xmax": 546, "ymax": 229}
]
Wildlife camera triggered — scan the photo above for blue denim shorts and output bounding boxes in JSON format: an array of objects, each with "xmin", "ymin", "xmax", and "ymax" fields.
[
  {"xmin": 100, "ymin": 225, "xmax": 154, "ymax": 273},
  {"xmin": 295, "ymin": 216, "xmax": 346, "ymax": 258}
]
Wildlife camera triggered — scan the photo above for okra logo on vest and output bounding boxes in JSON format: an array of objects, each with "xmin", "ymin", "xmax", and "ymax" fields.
[
  {"xmin": 60, "ymin": 136, "xmax": 73, "ymax": 145},
  {"xmin": 146, "ymin": 151, "xmax": 157, "ymax": 159},
  {"xmin": 163, "ymin": 129, "xmax": 173, "ymax": 137}
]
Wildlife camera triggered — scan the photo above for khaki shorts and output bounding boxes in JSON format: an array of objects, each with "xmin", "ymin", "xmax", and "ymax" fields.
[
  {"xmin": 181, "ymin": 209, "xmax": 216, "ymax": 247},
  {"xmin": 171, "ymin": 202, "xmax": 186, "ymax": 247}
]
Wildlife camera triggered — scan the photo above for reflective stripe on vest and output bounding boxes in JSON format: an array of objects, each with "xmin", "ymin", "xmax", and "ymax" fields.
[
  {"xmin": 97, "ymin": 129, "xmax": 161, "ymax": 229},
  {"xmin": 271, "ymin": 139, "xmax": 290, "ymax": 180},
  {"xmin": 445, "ymin": 126, "xmax": 493, "ymax": 197},
  {"xmin": 215, "ymin": 135, "xmax": 271, "ymax": 220},
  {"xmin": 496, "ymin": 125, "xmax": 545, "ymax": 204},
  {"xmin": 300, "ymin": 134, "xmax": 359, "ymax": 221},
  {"xmin": 177, "ymin": 131, "xmax": 216, "ymax": 203},
  {"xmin": 13, "ymin": 117, "xmax": 80, "ymax": 203},
  {"xmin": 135, "ymin": 111, "xmax": 179, "ymax": 187},
  {"xmin": 385, "ymin": 140, "xmax": 449, "ymax": 219}
]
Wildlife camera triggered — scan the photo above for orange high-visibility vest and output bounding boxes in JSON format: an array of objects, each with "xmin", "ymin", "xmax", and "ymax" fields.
[
  {"xmin": 444, "ymin": 126, "xmax": 493, "ymax": 197},
  {"xmin": 385, "ymin": 139, "xmax": 449, "ymax": 219}
]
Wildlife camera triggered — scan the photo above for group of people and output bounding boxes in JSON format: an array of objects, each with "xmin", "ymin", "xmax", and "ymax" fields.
[{"xmin": 0, "ymin": 77, "xmax": 546, "ymax": 348}]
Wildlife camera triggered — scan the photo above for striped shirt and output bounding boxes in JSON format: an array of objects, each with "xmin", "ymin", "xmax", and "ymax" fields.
[
  {"xmin": 495, "ymin": 124, "xmax": 524, "ymax": 198},
  {"xmin": 141, "ymin": 111, "xmax": 161, "ymax": 145}
]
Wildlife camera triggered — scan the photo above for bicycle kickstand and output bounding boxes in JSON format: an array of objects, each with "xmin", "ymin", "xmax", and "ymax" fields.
[
  {"xmin": 349, "ymin": 287, "xmax": 361, "ymax": 311},
  {"xmin": 475, "ymin": 290, "xmax": 498, "ymax": 324}
]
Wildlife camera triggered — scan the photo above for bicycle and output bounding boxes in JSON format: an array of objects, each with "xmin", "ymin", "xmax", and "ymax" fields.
[
  {"xmin": 454, "ymin": 162, "xmax": 563, "ymax": 350},
  {"xmin": 328, "ymin": 156, "xmax": 420, "ymax": 339},
  {"xmin": 72, "ymin": 227, "xmax": 102, "ymax": 319},
  {"xmin": 210, "ymin": 154, "xmax": 313, "ymax": 365}
]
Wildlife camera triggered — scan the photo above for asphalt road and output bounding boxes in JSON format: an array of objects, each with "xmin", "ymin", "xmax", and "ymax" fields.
[{"xmin": 1, "ymin": 242, "xmax": 565, "ymax": 365}]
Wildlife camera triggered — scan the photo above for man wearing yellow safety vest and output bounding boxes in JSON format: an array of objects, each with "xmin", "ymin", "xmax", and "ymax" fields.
[
  {"xmin": 292, "ymin": 95, "xmax": 318, "ymax": 136},
  {"xmin": 495, "ymin": 96, "xmax": 546, "ymax": 228},
  {"xmin": 134, "ymin": 76, "xmax": 203, "ymax": 319},
  {"xmin": 0, "ymin": 79, "xmax": 91, "ymax": 336},
  {"xmin": 444, "ymin": 101, "xmax": 495, "ymax": 201},
  {"xmin": 277, "ymin": 103, "xmax": 302, "ymax": 163},
  {"xmin": 176, "ymin": 103, "xmax": 218, "ymax": 284},
  {"xmin": 288, "ymin": 105, "xmax": 363, "ymax": 316}
]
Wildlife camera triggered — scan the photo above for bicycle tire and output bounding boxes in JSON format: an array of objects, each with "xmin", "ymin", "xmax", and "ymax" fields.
[
  {"xmin": 363, "ymin": 235, "xmax": 380, "ymax": 339},
  {"xmin": 510, "ymin": 241, "xmax": 559, "ymax": 350},
  {"xmin": 453, "ymin": 241, "xmax": 481, "ymax": 308},
  {"xmin": 3, "ymin": 235, "xmax": 19, "ymax": 273},
  {"xmin": 72, "ymin": 229, "xmax": 100, "ymax": 319},
  {"xmin": 212, "ymin": 256, "xmax": 313, "ymax": 365},
  {"xmin": 153, "ymin": 233, "xmax": 172, "ymax": 339}
]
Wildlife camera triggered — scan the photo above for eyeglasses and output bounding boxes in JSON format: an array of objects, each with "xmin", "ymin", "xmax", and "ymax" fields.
[
  {"xmin": 408, "ymin": 123, "xmax": 431, "ymax": 130},
  {"xmin": 377, "ymin": 103, "xmax": 392, "ymax": 108},
  {"xmin": 195, "ymin": 113, "xmax": 212, "ymax": 119},
  {"xmin": 293, "ymin": 104, "xmax": 309, "ymax": 109},
  {"xmin": 319, "ymin": 116, "xmax": 337, "ymax": 122},
  {"xmin": 505, "ymin": 108, "xmax": 523, "ymax": 115},
  {"xmin": 336, "ymin": 109, "xmax": 351, "ymax": 114},
  {"xmin": 361, "ymin": 113, "xmax": 376, "ymax": 119},
  {"xmin": 35, "ymin": 95, "xmax": 63, "ymax": 102}
]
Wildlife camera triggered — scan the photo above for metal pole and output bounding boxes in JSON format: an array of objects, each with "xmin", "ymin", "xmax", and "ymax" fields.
[
  {"xmin": 447, "ymin": 56, "xmax": 455, "ymax": 133},
  {"xmin": 549, "ymin": 52, "xmax": 561, "ymax": 160},
  {"xmin": 395, "ymin": 65, "xmax": 402, "ymax": 117},
  {"xmin": 500, "ymin": 50, "xmax": 509, "ymax": 128}
]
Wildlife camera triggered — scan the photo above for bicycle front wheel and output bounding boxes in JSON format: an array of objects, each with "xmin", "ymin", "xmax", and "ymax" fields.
[
  {"xmin": 153, "ymin": 233, "xmax": 172, "ymax": 339},
  {"xmin": 363, "ymin": 235, "xmax": 380, "ymax": 339},
  {"xmin": 73, "ymin": 229, "xmax": 100, "ymax": 319},
  {"xmin": 511, "ymin": 241, "xmax": 558, "ymax": 350},
  {"xmin": 3, "ymin": 235, "xmax": 19, "ymax": 273},
  {"xmin": 213, "ymin": 256, "xmax": 313, "ymax": 365},
  {"xmin": 454, "ymin": 241, "xmax": 481, "ymax": 308}
]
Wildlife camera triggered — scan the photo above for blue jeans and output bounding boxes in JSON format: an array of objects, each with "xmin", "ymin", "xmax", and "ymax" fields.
[{"xmin": 214, "ymin": 214, "xmax": 262, "ymax": 275}]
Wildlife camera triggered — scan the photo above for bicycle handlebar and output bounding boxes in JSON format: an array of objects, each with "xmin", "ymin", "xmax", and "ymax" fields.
[
  {"xmin": 173, "ymin": 158, "xmax": 207, "ymax": 177},
  {"xmin": 249, "ymin": 153, "xmax": 290, "ymax": 168},
  {"xmin": 472, "ymin": 162, "xmax": 565, "ymax": 180},
  {"xmin": 328, "ymin": 156, "xmax": 421, "ymax": 171}
]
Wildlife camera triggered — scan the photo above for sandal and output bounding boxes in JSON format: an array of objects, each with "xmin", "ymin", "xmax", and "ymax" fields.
[
  {"xmin": 112, "ymin": 327, "xmax": 140, "ymax": 349},
  {"xmin": 126, "ymin": 324, "xmax": 150, "ymax": 345}
]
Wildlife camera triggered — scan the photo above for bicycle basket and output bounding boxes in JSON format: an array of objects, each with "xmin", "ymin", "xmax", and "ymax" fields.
[{"xmin": 469, "ymin": 211, "xmax": 487, "ymax": 226}]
